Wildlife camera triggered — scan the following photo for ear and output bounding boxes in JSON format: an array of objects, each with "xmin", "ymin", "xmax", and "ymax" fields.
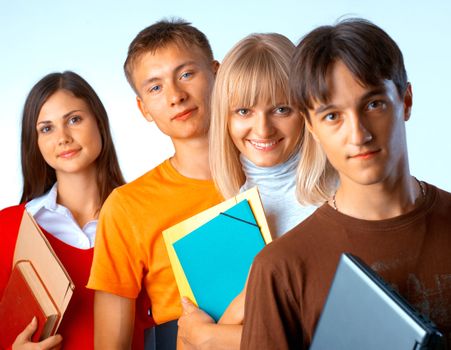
[
  {"xmin": 211, "ymin": 60, "xmax": 220, "ymax": 75},
  {"xmin": 136, "ymin": 96, "xmax": 153, "ymax": 122},
  {"xmin": 403, "ymin": 83, "xmax": 413, "ymax": 121}
]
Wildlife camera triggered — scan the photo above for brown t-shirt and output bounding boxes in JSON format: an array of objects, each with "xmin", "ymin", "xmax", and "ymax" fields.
[{"xmin": 241, "ymin": 183, "xmax": 451, "ymax": 349}]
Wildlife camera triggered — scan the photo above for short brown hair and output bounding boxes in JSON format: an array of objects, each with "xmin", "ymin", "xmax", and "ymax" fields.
[
  {"xmin": 290, "ymin": 18, "xmax": 408, "ymax": 120},
  {"xmin": 291, "ymin": 18, "xmax": 409, "ymax": 205},
  {"xmin": 20, "ymin": 71, "xmax": 125, "ymax": 207},
  {"xmin": 124, "ymin": 18, "xmax": 214, "ymax": 93}
]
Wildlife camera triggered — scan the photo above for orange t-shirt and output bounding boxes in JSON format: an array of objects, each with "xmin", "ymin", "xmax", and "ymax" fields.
[{"xmin": 87, "ymin": 159, "xmax": 223, "ymax": 324}]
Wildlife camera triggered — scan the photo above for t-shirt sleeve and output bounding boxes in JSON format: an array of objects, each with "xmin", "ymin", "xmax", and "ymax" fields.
[
  {"xmin": 87, "ymin": 190, "xmax": 144, "ymax": 298},
  {"xmin": 240, "ymin": 252, "xmax": 303, "ymax": 350}
]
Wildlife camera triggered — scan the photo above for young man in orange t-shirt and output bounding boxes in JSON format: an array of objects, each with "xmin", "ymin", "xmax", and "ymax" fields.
[{"xmin": 87, "ymin": 19, "xmax": 222, "ymax": 348}]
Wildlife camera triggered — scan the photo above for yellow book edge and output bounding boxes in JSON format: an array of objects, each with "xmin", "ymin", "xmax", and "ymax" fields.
[{"xmin": 162, "ymin": 186, "xmax": 272, "ymax": 306}]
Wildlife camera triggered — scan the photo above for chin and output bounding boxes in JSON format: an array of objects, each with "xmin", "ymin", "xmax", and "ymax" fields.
[{"xmin": 352, "ymin": 174, "xmax": 387, "ymax": 186}]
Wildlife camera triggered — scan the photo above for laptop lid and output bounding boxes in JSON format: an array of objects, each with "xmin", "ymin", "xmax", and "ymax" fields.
[{"xmin": 310, "ymin": 253, "xmax": 445, "ymax": 350}]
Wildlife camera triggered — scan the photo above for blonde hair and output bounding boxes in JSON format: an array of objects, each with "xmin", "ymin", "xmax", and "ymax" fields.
[
  {"xmin": 210, "ymin": 33, "xmax": 300, "ymax": 199},
  {"xmin": 295, "ymin": 125, "xmax": 338, "ymax": 206}
]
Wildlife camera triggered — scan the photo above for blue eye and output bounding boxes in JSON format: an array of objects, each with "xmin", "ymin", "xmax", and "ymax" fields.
[
  {"xmin": 181, "ymin": 72, "xmax": 193, "ymax": 79},
  {"xmin": 39, "ymin": 125, "xmax": 52, "ymax": 134},
  {"xmin": 150, "ymin": 85, "xmax": 161, "ymax": 93},
  {"xmin": 236, "ymin": 108, "xmax": 250, "ymax": 117}
]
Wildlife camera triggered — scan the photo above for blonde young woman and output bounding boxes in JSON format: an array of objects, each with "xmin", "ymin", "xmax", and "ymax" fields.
[{"xmin": 177, "ymin": 33, "xmax": 316, "ymax": 349}]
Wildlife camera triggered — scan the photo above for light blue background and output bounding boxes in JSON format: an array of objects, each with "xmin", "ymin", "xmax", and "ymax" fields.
[{"xmin": 1, "ymin": 0, "xmax": 450, "ymax": 208}]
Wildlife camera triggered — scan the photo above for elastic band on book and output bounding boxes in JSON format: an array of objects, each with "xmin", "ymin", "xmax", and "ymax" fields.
[{"xmin": 219, "ymin": 212, "xmax": 259, "ymax": 228}]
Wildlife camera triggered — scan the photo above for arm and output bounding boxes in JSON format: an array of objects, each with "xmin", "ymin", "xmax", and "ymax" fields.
[
  {"xmin": 11, "ymin": 317, "xmax": 62, "ymax": 350},
  {"xmin": 177, "ymin": 288, "xmax": 246, "ymax": 350},
  {"xmin": 177, "ymin": 298, "xmax": 242, "ymax": 350},
  {"xmin": 218, "ymin": 289, "xmax": 245, "ymax": 325},
  {"xmin": 240, "ymin": 254, "xmax": 302, "ymax": 350},
  {"xmin": 94, "ymin": 291, "xmax": 135, "ymax": 350},
  {"xmin": 88, "ymin": 193, "xmax": 143, "ymax": 349}
]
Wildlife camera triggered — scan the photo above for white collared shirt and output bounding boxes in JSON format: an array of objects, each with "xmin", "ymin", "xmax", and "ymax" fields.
[{"xmin": 25, "ymin": 183, "xmax": 97, "ymax": 249}]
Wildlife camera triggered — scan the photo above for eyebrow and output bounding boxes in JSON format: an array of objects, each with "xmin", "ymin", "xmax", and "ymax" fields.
[
  {"xmin": 36, "ymin": 110, "xmax": 82, "ymax": 125},
  {"xmin": 313, "ymin": 86, "xmax": 388, "ymax": 115},
  {"xmin": 141, "ymin": 60, "xmax": 199, "ymax": 89}
]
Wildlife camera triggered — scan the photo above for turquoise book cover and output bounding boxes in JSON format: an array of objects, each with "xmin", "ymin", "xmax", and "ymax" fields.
[{"xmin": 172, "ymin": 199, "xmax": 265, "ymax": 321}]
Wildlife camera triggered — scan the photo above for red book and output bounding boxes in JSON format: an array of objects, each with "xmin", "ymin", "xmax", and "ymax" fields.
[{"xmin": 0, "ymin": 260, "xmax": 60, "ymax": 347}]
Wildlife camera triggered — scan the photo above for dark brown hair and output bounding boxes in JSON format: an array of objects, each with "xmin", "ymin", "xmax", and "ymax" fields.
[
  {"xmin": 20, "ymin": 71, "xmax": 125, "ymax": 206},
  {"xmin": 290, "ymin": 18, "xmax": 408, "ymax": 119},
  {"xmin": 124, "ymin": 18, "xmax": 214, "ymax": 93}
]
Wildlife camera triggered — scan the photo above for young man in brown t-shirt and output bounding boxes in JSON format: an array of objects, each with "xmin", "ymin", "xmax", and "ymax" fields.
[{"xmin": 241, "ymin": 18, "xmax": 451, "ymax": 350}]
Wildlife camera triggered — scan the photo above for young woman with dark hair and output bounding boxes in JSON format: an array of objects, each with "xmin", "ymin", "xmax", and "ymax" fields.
[{"xmin": 0, "ymin": 71, "xmax": 152, "ymax": 349}]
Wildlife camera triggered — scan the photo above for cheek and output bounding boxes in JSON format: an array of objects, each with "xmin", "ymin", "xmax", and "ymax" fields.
[
  {"xmin": 195, "ymin": 78, "xmax": 212, "ymax": 104},
  {"xmin": 282, "ymin": 117, "xmax": 303, "ymax": 140},
  {"xmin": 37, "ymin": 137, "xmax": 50, "ymax": 158},
  {"xmin": 89, "ymin": 127, "xmax": 103, "ymax": 158},
  {"xmin": 142, "ymin": 97, "xmax": 163, "ymax": 117},
  {"xmin": 228, "ymin": 117, "xmax": 249, "ymax": 144},
  {"xmin": 319, "ymin": 137, "xmax": 343, "ymax": 168}
]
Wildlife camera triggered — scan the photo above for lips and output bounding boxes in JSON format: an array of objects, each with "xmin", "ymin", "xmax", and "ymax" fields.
[
  {"xmin": 172, "ymin": 107, "xmax": 197, "ymax": 121},
  {"xmin": 58, "ymin": 149, "xmax": 81, "ymax": 158},
  {"xmin": 247, "ymin": 139, "xmax": 282, "ymax": 151},
  {"xmin": 350, "ymin": 149, "xmax": 381, "ymax": 159}
]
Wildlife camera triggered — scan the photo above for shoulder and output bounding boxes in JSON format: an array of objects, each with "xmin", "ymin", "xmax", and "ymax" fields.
[
  {"xmin": 101, "ymin": 162, "xmax": 168, "ymax": 211},
  {"xmin": 430, "ymin": 183, "xmax": 451, "ymax": 202},
  {"xmin": 0, "ymin": 203, "xmax": 26, "ymax": 225},
  {"xmin": 0, "ymin": 204, "xmax": 26, "ymax": 271},
  {"xmin": 109, "ymin": 159, "xmax": 189, "ymax": 203},
  {"xmin": 423, "ymin": 182, "xmax": 451, "ymax": 216},
  {"xmin": 117, "ymin": 161, "xmax": 167, "ymax": 193}
]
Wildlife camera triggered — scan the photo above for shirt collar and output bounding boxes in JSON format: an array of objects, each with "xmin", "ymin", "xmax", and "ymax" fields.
[{"xmin": 25, "ymin": 183, "xmax": 58, "ymax": 215}]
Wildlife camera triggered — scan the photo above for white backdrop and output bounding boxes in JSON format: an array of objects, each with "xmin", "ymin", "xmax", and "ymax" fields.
[{"xmin": 1, "ymin": 0, "xmax": 450, "ymax": 208}]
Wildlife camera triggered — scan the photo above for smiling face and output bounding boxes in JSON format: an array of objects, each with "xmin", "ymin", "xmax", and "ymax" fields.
[
  {"xmin": 228, "ymin": 97, "xmax": 303, "ymax": 167},
  {"xmin": 36, "ymin": 89, "xmax": 102, "ymax": 178},
  {"xmin": 132, "ymin": 42, "xmax": 217, "ymax": 141},
  {"xmin": 306, "ymin": 60, "xmax": 412, "ymax": 188}
]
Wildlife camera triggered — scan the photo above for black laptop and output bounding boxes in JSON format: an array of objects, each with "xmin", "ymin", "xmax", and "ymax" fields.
[{"xmin": 310, "ymin": 253, "xmax": 445, "ymax": 350}]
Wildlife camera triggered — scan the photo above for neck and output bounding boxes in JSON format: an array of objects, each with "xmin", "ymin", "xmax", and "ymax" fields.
[
  {"xmin": 56, "ymin": 166, "xmax": 100, "ymax": 227},
  {"xmin": 331, "ymin": 175, "xmax": 425, "ymax": 220},
  {"xmin": 171, "ymin": 135, "xmax": 211, "ymax": 180},
  {"xmin": 241, "ymin": 152, "xmax": 299, "ymax": 184}
]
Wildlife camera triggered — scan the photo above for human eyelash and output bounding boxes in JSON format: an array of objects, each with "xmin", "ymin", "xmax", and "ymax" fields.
[
  {"xmin": 367, "ymin": 100, "xmax": 386, "ymax": 110},
  {"xmin": 235, "ymin": 108, "xmax": 250, "ymax": 116},
  {"xmin": 323, "ymin": 112, "xmax": 339, "ymax": 121},
  {"xmin": 68, "ymin": 115, "xmax": 82, "ymax": 124},
  {"xmin": 180, "ymin": 71, "xmax": 193, "ymax": 79},
  {"xmin": 274, "ymin": 106, "xmax": 292, "ymax": 115},
  {"xmin": 148, "ymin": 85, "xmax": 161, "ymax": 93},
  {"xmin": 39, "ymin": 125, "xmax": 52, "ymax": 134}
]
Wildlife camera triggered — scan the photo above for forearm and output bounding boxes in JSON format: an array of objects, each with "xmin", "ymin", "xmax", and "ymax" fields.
[
  {"xmin": 193, "ymin": 323, "xmax": 242, "ymax": 350},
  {"xmin": 94, "ymin": 291, "xmax": 135, "ymax": 350}
]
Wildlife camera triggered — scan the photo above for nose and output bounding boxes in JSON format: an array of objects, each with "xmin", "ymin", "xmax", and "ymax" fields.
[
  {"xmin": 167, "ymin": 82, "xmax": 188, "ymax": 106},
  {"xmin": 57, "ymin": 127, "xmax": 73, "ymax": 146},
  {"xmin": 254, "ymin": 112, "xmax": 275, "ymax": 138},
  {"xmin": 348, "ymin": 113, "xmax": 372, "ymax": 145}
]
